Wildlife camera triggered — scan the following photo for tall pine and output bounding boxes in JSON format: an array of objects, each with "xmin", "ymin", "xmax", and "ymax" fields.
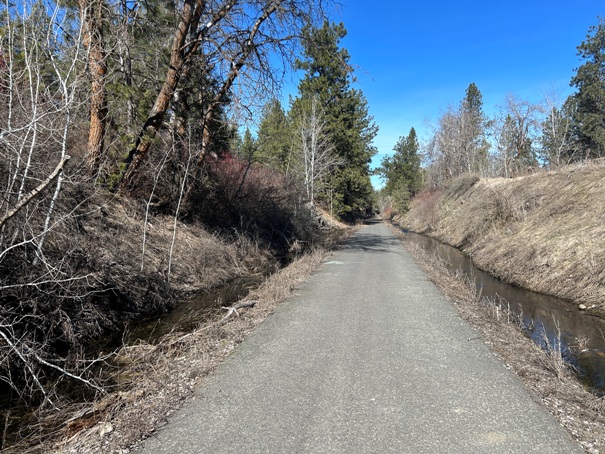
[
  {"xmin": 292, "ymin": 21, "xmax": 377, "ymax": 220},
  {"xmin": 569, "ymin": 18, "xmax": 605, "ymax": 158},
  {"xmin": 460, "ymin": 83, "xmax": 489, "ymax": 174}
]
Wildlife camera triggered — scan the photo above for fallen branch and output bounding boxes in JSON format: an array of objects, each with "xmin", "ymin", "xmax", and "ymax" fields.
[
  {"xmin": 218, "ymin": 300, "xmax": 257, "ymax": 324},
  {"xmin": 0, "ymin": 155, "xmax": 71, "ymax": 228},
  {"xmin": 147, "ymin": 300, "xmax": 259, "ymax": 350}
]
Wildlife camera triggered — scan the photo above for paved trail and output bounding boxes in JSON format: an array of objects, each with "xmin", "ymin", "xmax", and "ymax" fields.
[{"xmin": 138, "ymin": 221, "xmax": 581, "ymax": 453}]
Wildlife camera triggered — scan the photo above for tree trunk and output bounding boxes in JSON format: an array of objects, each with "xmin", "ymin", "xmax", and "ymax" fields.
[
  {"xmin": 118, "ymin": 0, "xmax": 202, "ymax": 191},
  {"xmin": 118, "ymin": 0, "xmax": 276, "ymax": 192},
  {"xmin": 80, "ymin": 0, "xmax": 108, "ymax": 175}
]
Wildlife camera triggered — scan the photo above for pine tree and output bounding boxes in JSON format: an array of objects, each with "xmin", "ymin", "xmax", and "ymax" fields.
[
  {"xmin": 291, "ymin": 21, "xmax": 377, "ymax": 220},
  {"xmin": 569, "ymin": 18, "xmax": 605, "ymax": 158},
  {"xmin": 379, "ymin": 128, "xmax": 422, "ymax": 213},
  {"xmin": 460, "ymin": 83, "xmax": 489, "ymax": 174},
  {"xmin": 256, "ymin": 98, "xmax": 291, "ymax": 171}
]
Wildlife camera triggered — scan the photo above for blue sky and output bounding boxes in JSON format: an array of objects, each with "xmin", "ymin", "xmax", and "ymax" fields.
[{"xmin": 286, "ymin": 0, "xmax": 603, "ymax": 188}]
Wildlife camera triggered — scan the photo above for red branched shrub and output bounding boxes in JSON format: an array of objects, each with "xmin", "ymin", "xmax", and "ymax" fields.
[
  {"xmin": 191, "ymin": 153, "xmax": 318, "ymax": 252},
  {"xmin": 404, "ymin": 187, "xmax": 443, "ymax": 233}
]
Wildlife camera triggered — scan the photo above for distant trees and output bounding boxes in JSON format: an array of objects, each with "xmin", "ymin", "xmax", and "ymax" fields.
[
  {"xmin": 425, "ymin": 83, "xmax": 489, "ymax": 184},
  {"xmin": 245, "ymin": 21, "xmax": 377, "ymax": 220},
  {"xmin": 378, "ymin": 128, "xmax": 422, "ymax": 213},
  {"xmin": 421, "ymin": 16, "xmax": 605, "ymax": 186}
]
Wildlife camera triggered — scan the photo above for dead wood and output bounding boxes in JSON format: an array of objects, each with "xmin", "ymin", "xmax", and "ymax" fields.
[{"xmin": 0, "ymin": 155, "xmax": 70, "ymax": 228}]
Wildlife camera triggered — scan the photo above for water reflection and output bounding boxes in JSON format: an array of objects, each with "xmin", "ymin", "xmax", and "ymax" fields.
[{"xmin": 406, "ymin": 232, "xmax": 605, "ymax": 392}]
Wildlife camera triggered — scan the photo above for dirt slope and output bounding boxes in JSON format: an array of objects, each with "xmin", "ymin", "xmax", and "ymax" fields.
[{"xmin": 399, "ymin": 163, "xmax": 605, "ymax": 315}]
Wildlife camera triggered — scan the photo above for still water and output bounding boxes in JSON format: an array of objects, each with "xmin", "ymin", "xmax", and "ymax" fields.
[{"xmin": 406, "ymin": 232, "xmax": 605, "ymax": 392}]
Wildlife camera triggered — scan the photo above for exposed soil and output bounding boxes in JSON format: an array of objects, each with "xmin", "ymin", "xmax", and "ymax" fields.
[
  {"xmin": 398, "ymin": 163, "xmax": 605, "ymax": 317},
  {"xmin": 389, "ymin": 225, "xmax": 605, "ymax": 454}
]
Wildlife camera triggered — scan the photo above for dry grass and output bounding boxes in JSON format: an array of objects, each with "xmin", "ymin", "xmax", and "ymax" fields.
[
  {"xmin": 19, "ymin": 248, "xmax": 330, "ymax": 454},
  {"xmin": 395, "ymin": 228, "xmax": 605, "ymax": 454},
  {"xmin": 89, "ymin": 193, "xmax": 272, "ymax": 295},
  {"xmin": 401, "ymin": 163, "xmax": 605, "ymax": 314}
]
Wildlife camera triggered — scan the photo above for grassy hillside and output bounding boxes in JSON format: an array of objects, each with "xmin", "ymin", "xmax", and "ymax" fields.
[{"xmin": 399, "ymin": 163, "xmax": 605, "ymax": 315}]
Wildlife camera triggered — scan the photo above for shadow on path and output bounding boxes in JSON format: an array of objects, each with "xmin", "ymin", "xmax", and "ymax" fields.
[{"xmin": 337, "ymin": 220, "xmax": 401, "ymax": 254}]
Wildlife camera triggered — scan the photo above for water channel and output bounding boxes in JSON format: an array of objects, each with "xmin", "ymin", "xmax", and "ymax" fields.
[
  {"xmin": 405, "ymin": 231, "xmax": 605, "ymax": 393},
  {"xmin": 96, "ymin": 274, "xmax": 264, "ymax": 353}
]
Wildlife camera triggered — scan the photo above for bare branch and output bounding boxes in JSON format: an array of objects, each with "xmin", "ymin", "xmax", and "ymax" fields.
[{"xmin": 0, "ymin": 155, "xmax": 71, "ymax": 229}]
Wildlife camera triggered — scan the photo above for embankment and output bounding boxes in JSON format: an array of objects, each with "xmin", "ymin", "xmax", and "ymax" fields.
[{"xmin": 397, "ymin": 163, "xmax": 605, "ymax": 316}]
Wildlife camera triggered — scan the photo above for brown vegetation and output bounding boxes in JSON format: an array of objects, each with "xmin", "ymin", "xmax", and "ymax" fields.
[
  {"xmin": 399, "ymin": 163, "xmax": 605, "ymax": 316},
  {"xmin": 8, "ymin": 248, "xmax": 331, "ymax": 453},
  {"xmin": 397, "ymin": 231, "xmax": 605, "ymax": 454}
]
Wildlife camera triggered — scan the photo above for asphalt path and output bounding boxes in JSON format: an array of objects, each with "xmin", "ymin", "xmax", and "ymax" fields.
[{"xmin": 138, "ymin": 220, "xmax": 581, "ymax": 453}]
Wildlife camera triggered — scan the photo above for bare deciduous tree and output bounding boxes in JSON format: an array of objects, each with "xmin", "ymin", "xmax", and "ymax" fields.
[
  {"xmin": 117, "ymin": 0, "xmax": 329, "ymax": 191},
  {"xmin": 540, "ymin": 90, "xmax": 577, "ymax": 168},
  {"xmin": 294, "ymin": 96, "xmax": 340, "ymax": 204},
  {"xmin": 492, "ymin": 94, "xmax": 540, "ymax": 177},
  {"xmin": 0, "ymin": 0, "xmax": 107, "ymax": 405}
]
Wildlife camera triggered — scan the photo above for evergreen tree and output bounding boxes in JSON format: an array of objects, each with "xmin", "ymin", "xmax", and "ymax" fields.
[
  {"xmin": 239, "ymin": 128, "xmax": 257, "ymax": 160},
  {"xmin": 291, "ymin": 21, "xmax": 377, "ymax": 220},
  {"xmin": 460, "ymin": 83, "xmax": 489, "ymax": 174},
  {"xmin": 256, "ymin": 98, "xmax": 291, "ymax": 171},
  {"xmin": 379, "ymin": 128, "xmax": 422, "ymax": 212},
  {"xmin": 569, "ymin": 18, "xmax": 605, "ymax": 158}
]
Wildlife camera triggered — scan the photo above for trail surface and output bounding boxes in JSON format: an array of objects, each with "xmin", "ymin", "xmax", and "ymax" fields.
[{"xmin": 138, "ymin": 221, "xmax": 580, "ymax": 453}]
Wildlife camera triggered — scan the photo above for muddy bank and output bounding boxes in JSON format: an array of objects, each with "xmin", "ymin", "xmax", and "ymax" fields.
[{"xmin": 398, "ymin": 163, "xmax": 605, "ymax": 316}]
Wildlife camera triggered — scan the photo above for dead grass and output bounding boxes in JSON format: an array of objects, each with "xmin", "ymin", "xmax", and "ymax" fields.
[
  {"xmin": 395, "ymin": 228, "xmax": 605, "ymax": 454},
  {"xmin": 401, "ymin": 163, "xmax": 605, "ymax": 314},
  {"xmin": 18, "ymin": 248, "xmax": 330, "ymax": 454},
  {"xmin": 89, "ymin": 194, "xmax": 272, "ymax": 295}
]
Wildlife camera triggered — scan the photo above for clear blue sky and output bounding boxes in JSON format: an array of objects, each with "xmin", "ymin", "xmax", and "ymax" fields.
[{"xmin": 291, "ymin": 0, "xmax": 603, "ymax": 188}]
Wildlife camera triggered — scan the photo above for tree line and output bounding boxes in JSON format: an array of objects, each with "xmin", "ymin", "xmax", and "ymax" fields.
[
  {"xmin": 238, "ymin": 21, "xmax": 377, "ymax": 220},
  {"xmin": 379, "ymin": 17, "xmax": 605, "ymax": 212},
  {"xmin": 0, "ymin": 0, "xmax": 377, "ymax": 408}
]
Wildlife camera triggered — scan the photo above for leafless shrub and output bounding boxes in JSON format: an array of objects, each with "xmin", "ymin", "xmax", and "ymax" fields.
[
  {"xmin": 0, "ymin": 0, "xmax": 117, "ymax": 407},
  {"xmin": 400, "ymin": 188, "xmax": 443, "ymax": 233},
  {"xmin": 538, "ymin": 317, "xmax": 575, "ymax": 380},
  {"xmin": 485, "ymin": 184, "xmax": 535, "ymax": 225}
]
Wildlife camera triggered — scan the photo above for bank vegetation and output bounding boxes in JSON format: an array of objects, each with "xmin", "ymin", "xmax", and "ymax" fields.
[
  {"xmin": 0, "ymin": 0, "xmax": 378, "ymax": 449},
  {"xmin": 397, "ymin": 163, "xmax": 605, "ymax": 317}
]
